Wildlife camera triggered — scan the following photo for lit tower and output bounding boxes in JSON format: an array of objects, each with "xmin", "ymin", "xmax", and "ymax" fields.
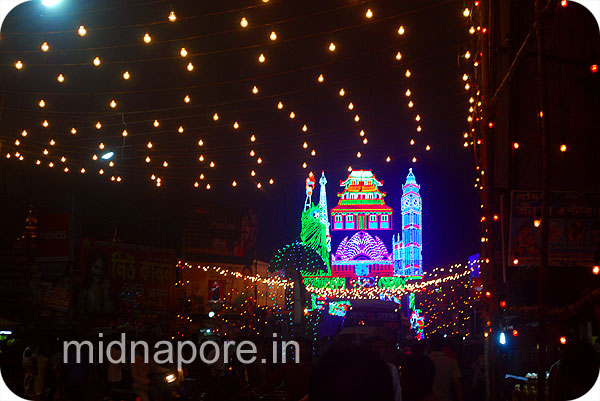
[
  {"xmin": 318, "ymin": 171, "xmax": 331, "ymax": 252},
  {"xmin": 400, "ymin": 168, "xmax": 422, "ymax": 276},
  {"xmin": 305, "ymin": 172, "xmax": 316, "ymax": 211}
]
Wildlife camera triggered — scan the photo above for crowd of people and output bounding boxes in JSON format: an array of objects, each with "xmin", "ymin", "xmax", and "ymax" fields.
[{"xmin": 0, "ymin": 331, "xmax": 490, "ymax": 401}]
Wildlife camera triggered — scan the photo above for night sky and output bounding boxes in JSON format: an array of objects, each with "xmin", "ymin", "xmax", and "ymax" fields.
[{"xmin": 0, "ymin": 0, "xmax": 480, "ymax": 268}]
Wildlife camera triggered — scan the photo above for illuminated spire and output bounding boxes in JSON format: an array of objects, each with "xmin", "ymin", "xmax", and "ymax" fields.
[{"xmin": 318, "ymin": 171, "xmax": 331, "ymax": 251}]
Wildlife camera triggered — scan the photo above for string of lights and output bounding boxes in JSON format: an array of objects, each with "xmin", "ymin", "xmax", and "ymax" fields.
[{"xmin": 176, "ymin": 261, "xmax": 294, "ymax": 289}]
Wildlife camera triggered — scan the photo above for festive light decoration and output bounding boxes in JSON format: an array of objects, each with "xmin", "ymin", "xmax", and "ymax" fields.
[{"xmin": 178, "ymin": 261, "xmax": 293, "ymax": 288}]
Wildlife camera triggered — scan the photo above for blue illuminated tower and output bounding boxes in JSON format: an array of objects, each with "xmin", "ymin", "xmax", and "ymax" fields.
[{"xmin": 400, "ymin": 168, "xmax": 422, "ymax": 276}]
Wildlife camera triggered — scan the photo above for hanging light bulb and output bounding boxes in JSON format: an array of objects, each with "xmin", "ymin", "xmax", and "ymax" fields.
[
  {"xmin": 560, "ymin": 144, "xmax": 567, "ymax": 152},
  {"xmin": 42, "ymin": 120, "xmax": 49, "ymax": 127},
  {"xmin": 143, "ymin": 33, "xmax": 152, "ymax": 43},
  {"xmin": 213, "ymin": 113, "xmax": 219, "ymax": 121},
  {"xmin": 240, "ymin": 17, "xmax": 248, "ymax": 28},
  {"xmin": 93, "ymin": 56, "xmax": 101, "ymax": 66},
  {"xmin": 78, "ymin": 25, "xmax": 87, "ymax": 36},
  {"xmin": 178, "ymin": 126, "xmax": 184, "ymax": 133},
  {"xmin": 463, "ymin": 73, "xmax": 469, "ymax": 81},
  {"xmin": 147, "ymin": 141, "xmax": 153, "ymax": 148},
  {"xmin": 209, "ymin": 161, "xmax": 215, "ymax": 168},
  {"xmin": 187, "ymin": 62, "xmax": 194, "ymax": 71},
  {"xmin": 339, "ymin": 88, "xmax": 345, "ymax": 96},
  {"xmin": 329, "ymin": 42, "xmax": 336, "ymax": 51},
  {"xmin": 408, "ymin": 100, "xmax": 414, "ymax": 108},
  {"xmin": 145, "ymin": 156, "xmax": 151, "ymax": 163},
  {"xmin": 122, "ymin": 129, "xmax": 128, "ymax": 137},
  {"xmin": 251, "ymin": 170, "xmax": 256, "ymax": 176},
  {"xmin": 417, "ymin": 126, "xmax": 422, "ymax": 132},
  {"xmin": 198, "ymin": 139, "xmax": 204, "ymax": 146},
  {"xmin": 354, "ymin": 115, "xmax": 360, "ymax": 122},
  {"xmin": 277, "ymin": 101, "xmax": 284, "ymax": 109},
  {"xmin": 250, "ymin": 149, "xmax": 255, "ymax": 156},
  {"xmin": 365, "ymin": 9, "xmax": 373, "ymax": 18},
  {"xmin": 250, "ymin": 134, "xmax": 256, "ymax": 142},
  {"xmin": 395, "ymin": 52, "xmax": 402, "ymax": 60},
  {"xmin": 317, "ymin": 74, "xmax": 324, "ymax": 83},
  {"xmin": 405, "ymin": 89, "xmax": 411, "ymax": 97},
  {"xmin": 258, "ymin": 53, "xmax": 265, "ymax": 63},
  {"xmin": 469, "ymin": 26, "xmax": 476, "ymax": 34},
  {"xmin": 163, "ymin": 161, "xmax": 168, "ymax": 167},
  {"xmin": 303, "ymin": 142, "xmax": 308, "ymax": 149},
  {"xmin": 289, "ymin": 111, "xmax": 295, "ymax": 119},
  {"xmin": 110, "ymin": 99, "xmax": 117, "ymax": 108},
  {"xmin": 410, "ymin": 139, "xmax": 415, "ymax": 145},
  {"xmin": 44, "ymin": 149, "xmax": 49, "ymax": 155},
  {"xmin": 15, "ymin": 60, "xmax": 23, "ymax": 69},
  {"xmin": 198, "ymin": 155, "xmax": 204, "ymax": 161},
  {"xmin": 38, "ymin": 99, "xmax": 46, "ymax": 108},
  {"xmin": 405, "ymin": 69, "xmax": 411, "ymax": 77},
  {"xmin": 252, "ymin": 85, "xmax": 259, "ymax": 94},
  {"xmin": 269, "ymin": 178, "xmax": 274, "ymax": 185},
  {"xmin": 386, "ymin": 156, "xmax": 391, "ymax": 162},
  {"xmin": 233, "ymin": 121, "xmax": 239, "ymax": 129},
  {"xmin": 348, "ymin": 102, "xmax": 354, "ymax": 110},
  {"xmin": 464, "ymin": 51, "xmax": 471, "ymax": 59},
  {"xmin": 426, "ymin": 145, "xmax": 431, "ymax": 151},
  {"xmin": 95, "ymin": 121, "xmax": 102, "ymax": 129},
  {"xmin": 363, "ymin": 138, "xmax": 368, "ymax": 144},
  {"xmin": 257, "ymin": 157, "xmax": 263, "ymax": 164},
  {"xmin": 80, "ymin": 167, "xmax": 85, "ymax": 173},
  {"xmin": 153, "ymin": 120, "xmax": 159, "ymax": 127},
  {"xmin": 360, "ymin": 129, "xmax": 365, "ymax": 136},
  {"xmin": 356, "ymin": 152, "xmax": 362, "ymax": 158},
  {"xmin": 123, "ymin": 71, "xmax": 130, "ymax": 80},
  {"xmin": 311, "ymin": 149, "xmax": 316, "ymax": 156},
  {"xmin": 57, "ymin": 74, "xmax": 65, "ymax": 82},
  {"xmin": 184, "ymin": 95, "xmax": 191, "ymax": 103},
  {"xmin": 41, "ymin": 42, "xmax": 50, "ymax": 52},
  {"xmin": 463, "ymin": 8, "xmax": 470, "ymax": 17},
  {"xmin": 257, "ymin": 182, "xmax": 262, "ymax": 189},
  {"xmin": 108, "ymin": 161, "xmax": 114, "ymax": 167},
  {"xmin": 92, "ymin": 154, "xmax": 97, "ymax": 160},
  {"xmin": 302, "ymin": 124, "xmax": 308, "ymax": 132},
  {"xmin": 270, "ymin": 31, "xmax": 277, "ymax": 41},
  {"xmin": 232, "ymin": 181, "xmax": 238, "ymax": 187},
  {"xmin": 302, "ymin": 162, "xmax": 307, "ymax": 169},
  {"xmin": 99, "ymin": 143, "xmax": 105, "ymax": 149},
  {"xmin": 412, "ymin": 156, "xmax": 417, "ymax": 163},
  {"xmin": 168, "ymin": 10, "xmax": 177, "ymax": 22},
  {"xmin": 397, "ymin": 26, "xmax": 405, "ymax": 35},
  {"xmin": 21, "ymin": 130, "xmax": 28, "ymax": 137},
  {"xmin": 49, "ymin": 139, "xmax": 56, "ymax": 146},
  {"xmin": 14, "ymin": 139, "xmax": 20, "ymax": 146}
]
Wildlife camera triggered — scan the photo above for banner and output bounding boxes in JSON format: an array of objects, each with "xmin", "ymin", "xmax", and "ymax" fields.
[
  {"xmin": 509, "ymin": 191, "xmax": 599, "ymax": 267},
  {"xmin": 80, "ymin": 239, "xmax": 176, "ymax": 317}
]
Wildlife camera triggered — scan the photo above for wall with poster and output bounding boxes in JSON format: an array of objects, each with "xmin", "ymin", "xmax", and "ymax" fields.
[
  {"xmin": 80, "ymin": 239, "xmax": 176, "ymax": 320},
  {"xmin": 509, "ymin": 191, "xmax": 600, "ymax": 267}
]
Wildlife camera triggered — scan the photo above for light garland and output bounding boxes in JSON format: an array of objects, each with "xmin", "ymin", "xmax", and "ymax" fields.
[{"xmin": 176, "ymin": 261, "xmax": 293, "ymax": 288}]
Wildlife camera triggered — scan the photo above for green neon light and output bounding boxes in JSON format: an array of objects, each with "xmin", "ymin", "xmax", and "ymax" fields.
[
  {"xmin": 301, "ymin": 205, "xmax": 330, "ymax": 274},
  {"xmin": 303, "ymin": 277, "xmax": 346, "ymax": 290},
  {"xmin": 377, "ymin": 276, "xmax": 409, "ymax": 289}
]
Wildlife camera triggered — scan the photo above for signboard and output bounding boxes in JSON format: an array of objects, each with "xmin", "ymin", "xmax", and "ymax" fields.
[
  {"xmin": 37, "ymin": 214, "xmax": 71, "ymax": 260},
  {"xmin": 509, "ymin": 191, "xmax": 599, "ymax": 267},
  {"xmin": 80, "ymin": 239, "xmax": 176, "ymax": 317},
  {"xmin": 35, "ymin": 284, "xmax": 72, "ymax": 312}
]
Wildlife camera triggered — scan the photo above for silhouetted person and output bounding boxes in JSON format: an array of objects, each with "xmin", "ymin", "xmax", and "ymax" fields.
[
  {"xmin": 309, "ymin": 345, "xmax": 394, "ymax": 401},
  {"xmin": 549, "ymin": 338, "xmax": 600, "ymax": 401},
  {"xmin": 427, "ymin": 334, "xmax": 463, "ymax": 401},
  {"xmin": 366, "ymin": 336, "xmax": 403, "ymax": 401},
  {"xmin": 401, "ymin": 351, "xmax": 439, "ymax": 401}
]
